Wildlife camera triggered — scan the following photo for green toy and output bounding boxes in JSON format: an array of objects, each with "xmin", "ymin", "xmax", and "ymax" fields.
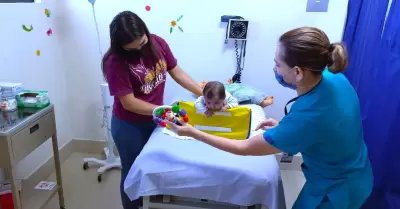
[{"xmin": 172, "ymin": 104, "xmax": 180, "ymax": 113}]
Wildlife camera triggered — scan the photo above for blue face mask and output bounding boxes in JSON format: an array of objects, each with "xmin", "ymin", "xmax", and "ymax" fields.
[{"xmin": 274, "ymin": 71, "xmax": 296, "ymax": 90}]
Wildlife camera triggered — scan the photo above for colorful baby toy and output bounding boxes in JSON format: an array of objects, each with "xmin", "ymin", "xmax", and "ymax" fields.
[{"xmin": 152, "ymin": 104, "xmax": 189, "ymax": 129}]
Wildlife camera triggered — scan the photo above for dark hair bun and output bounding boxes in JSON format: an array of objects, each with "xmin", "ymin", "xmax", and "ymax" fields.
[{"xmin": 328, "ymin": 42, "xmax": 348, "ymax": 74}]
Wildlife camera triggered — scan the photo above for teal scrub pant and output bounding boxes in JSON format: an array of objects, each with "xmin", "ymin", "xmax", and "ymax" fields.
[
  {"xmin": 293, "ymin": 193, "xmax": 335, "ymax": 209},
  {"xmin": 316, "ymin": 196, "xmax": 334, "ymax": 209}
]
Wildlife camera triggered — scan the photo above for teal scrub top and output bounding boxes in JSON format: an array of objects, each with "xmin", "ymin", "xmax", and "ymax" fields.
[{"xmin": 264, "ymin": 71, "xmax": 373, "ymax": 209}]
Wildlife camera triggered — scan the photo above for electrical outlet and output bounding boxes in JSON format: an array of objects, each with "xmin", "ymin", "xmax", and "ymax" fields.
[
  {"xmin": 280, "ymin": 153, "xmax": 294, "ymax": 163},
  {"xmin": 306, "ymin": 0, "xmax": 329, "ymax": 12}
]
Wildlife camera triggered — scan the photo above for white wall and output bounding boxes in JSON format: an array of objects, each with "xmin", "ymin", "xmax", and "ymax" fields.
[
  {"xmin": 60, "ymin": 0, "xmax": 349, "ymax": 141},
  {"xmin": 0, "ymin": 0, "xmax": 72, "ymax": 179}
]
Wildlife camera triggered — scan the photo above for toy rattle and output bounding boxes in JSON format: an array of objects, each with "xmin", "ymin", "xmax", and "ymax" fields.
[{"xmin": 152, "ymin": 104, "xmax": 189, "ymax": 129}]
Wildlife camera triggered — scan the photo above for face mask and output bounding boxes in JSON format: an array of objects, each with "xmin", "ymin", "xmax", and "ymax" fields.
[
  {"xmin": 124, "ymin": 48, "xmax": 142, "ymax": 57},
  {"xmin": 274, "ymin": 70, "xmax": 296, "ymax": 90}
]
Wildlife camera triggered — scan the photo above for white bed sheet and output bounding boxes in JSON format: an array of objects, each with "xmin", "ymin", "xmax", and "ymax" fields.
[{"xmin": 124, "ymin": 105, "xmax": 282, "ymax": 209}]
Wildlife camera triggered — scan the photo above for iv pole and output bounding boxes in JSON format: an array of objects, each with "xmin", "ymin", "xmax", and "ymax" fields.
[
  {"xmin": 82, "ymin": 84, "xmax": 121, "ymax": 182},
  {"xmin": 82, "ymin": 0, "xmax": 121, "ymax": 183}
]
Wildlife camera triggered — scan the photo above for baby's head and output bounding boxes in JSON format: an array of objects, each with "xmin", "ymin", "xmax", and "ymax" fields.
[{"xmin": 203, "ymin": 81, "xmax": 226, "ymax": 110}]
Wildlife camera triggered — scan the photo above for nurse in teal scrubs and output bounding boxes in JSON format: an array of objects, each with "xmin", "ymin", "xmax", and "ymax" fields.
[{"xmin": 167, "ymin": 27, "xmax": 373, "ymax": 209}]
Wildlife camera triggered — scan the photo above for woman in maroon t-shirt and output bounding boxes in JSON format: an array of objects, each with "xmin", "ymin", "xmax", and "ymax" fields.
[{"xmin": 102, "ymin": 11, "xmax": 202, "ymax": 209}]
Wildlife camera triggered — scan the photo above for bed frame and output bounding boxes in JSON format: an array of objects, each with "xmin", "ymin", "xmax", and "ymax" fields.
[{"xmin": 142, "ymin": 195, "xmax": 269, "ymax": 209}]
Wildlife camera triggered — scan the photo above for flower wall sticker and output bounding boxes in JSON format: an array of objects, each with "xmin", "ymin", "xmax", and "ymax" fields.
[
  {"xmin": 44, "ymin": 8, "xmax": 51, "ymax": 17},
  {"xmin": 46, "ymin": 29, "xmax": 53, "ymax": 36},
  {"xmin": 170, "ymin": 15, "xmax": 184, "ymax": 34}
]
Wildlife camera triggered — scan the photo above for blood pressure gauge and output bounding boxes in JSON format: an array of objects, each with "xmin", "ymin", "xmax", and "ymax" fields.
[{"xmin": 228, "ymin": 19, "xmax": 249, "ymax": 41}]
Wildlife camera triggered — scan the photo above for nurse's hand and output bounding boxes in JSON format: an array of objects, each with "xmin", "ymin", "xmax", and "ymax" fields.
[
  {"xmin": 255, "ymin": 118, "xmax": 279, "ymax": 131},
  {"xmin": 166, "ymin": 119, "xmax": 196, "ymax": 137}
]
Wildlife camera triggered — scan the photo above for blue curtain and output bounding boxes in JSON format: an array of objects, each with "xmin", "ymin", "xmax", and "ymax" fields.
[{"xmin": 343, "ymin": 0, "xmax": 400, "ymax": 208}]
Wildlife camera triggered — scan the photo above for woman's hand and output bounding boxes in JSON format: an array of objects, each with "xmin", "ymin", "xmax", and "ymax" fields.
[
  {"xmin": 255, "ymin": 118, "xmax": 279, "ymax": 131},
  {"xmin": 166, "ymin": 119, "xmax": 197, "ymax": 137}
]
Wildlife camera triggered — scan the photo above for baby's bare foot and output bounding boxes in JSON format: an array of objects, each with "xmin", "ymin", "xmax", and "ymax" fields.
[
  {"xmin": 226, "ymin": 78, "xmax": 233, "ymax": 84},
  {"xmin": 260, "ymin": 96, "xmax": 274, "ymax": 108}
]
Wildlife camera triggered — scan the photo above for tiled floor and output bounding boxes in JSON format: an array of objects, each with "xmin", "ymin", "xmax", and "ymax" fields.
[
  {"xmin": 37, "ymin": 152, "xmax": 304, "ymax": 209},
  {"xmin": 42, "ymin": 153, "xmax": 122, "ymax": 209}
]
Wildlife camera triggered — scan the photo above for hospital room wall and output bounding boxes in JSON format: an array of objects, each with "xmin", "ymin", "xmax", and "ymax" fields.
[
  {"xmin": 59, "ymin": 0, "xmax": 349, "ymax": 142},
  {"xmin": 0, "ymin": 0, "xmax": 72, "ymax": 179}
]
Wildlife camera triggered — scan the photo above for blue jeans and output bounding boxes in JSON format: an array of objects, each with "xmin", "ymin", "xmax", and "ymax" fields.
[{"xmin": 111, "ymin": 116, "xmax": 156, "ymax": 209}]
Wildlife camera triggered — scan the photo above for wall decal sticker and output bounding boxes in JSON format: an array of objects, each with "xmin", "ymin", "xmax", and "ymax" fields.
[
  {"xmin": 22, "ymin": 24, "xmax": 34, "ymax": 32},
  {"xmin": 145, "ymin": 5, "xmax": 151, "ymax": 11},
  {"xmin": 170, "ymin": 15, "xmax": 184, "ymax": 34},
  {"xmin": 44, "ymin": 8, "xmax": 51, "ymax": 17},
  {"xmin": 46, "ymin": 29, "xmax": 53, "ymax": 36}
]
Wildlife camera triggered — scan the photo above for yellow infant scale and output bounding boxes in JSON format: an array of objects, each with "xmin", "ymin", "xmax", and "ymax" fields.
[{"xmin": 178, "ymin": 101, "xmax": 252, "ymax": 140}]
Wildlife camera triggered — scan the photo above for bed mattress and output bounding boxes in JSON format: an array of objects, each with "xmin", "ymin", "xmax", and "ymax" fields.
[{"xmin": 124, "ymin": 105, "xmax": 283, "ymax": 209}]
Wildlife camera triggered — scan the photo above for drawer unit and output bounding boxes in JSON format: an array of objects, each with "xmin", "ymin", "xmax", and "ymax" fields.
[
  {"xmin": 11, "ymin": 112, "xmax": 55, "ymax": 162},
  {"xmin": 0, "ymin": 104, "xmax": 65, "ymax": 209},
  {"xmin": 0, "ymin": 139, "xmax": 11, "ymax": 167}
]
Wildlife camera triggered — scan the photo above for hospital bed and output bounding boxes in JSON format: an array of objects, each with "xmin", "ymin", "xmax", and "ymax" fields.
[{"xmin": 124, "ymin": 105, "xmax": 286, "ymax": 209}]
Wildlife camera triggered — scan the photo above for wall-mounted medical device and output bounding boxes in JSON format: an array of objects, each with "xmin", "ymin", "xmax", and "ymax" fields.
[
  {"xmin": 221, "ymin": 15, "xmax": 249, "ymax": 83},
  {"xmin": 227, "ymin": 19, "xmax": 249, "ymax": 41}
]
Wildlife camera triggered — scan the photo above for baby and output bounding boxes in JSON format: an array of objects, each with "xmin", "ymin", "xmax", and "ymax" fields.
[
  {"xmin": 195, "ymin": 81, "xmax": 239, "ymax": 117},
  {"xmin": 198, "ymin": 78, "xmax": 274, "ymax": 108}
]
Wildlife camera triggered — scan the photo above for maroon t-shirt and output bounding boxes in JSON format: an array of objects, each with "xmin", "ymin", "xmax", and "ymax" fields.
[{"xmin": 104, "ymin": 34, "xmax": 177, "ymax": 123}]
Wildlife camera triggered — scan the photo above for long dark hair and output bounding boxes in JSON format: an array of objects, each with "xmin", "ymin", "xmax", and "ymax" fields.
[{"xmin": 101, "ymin": 11, "xmax": 160, "ymax": 80}]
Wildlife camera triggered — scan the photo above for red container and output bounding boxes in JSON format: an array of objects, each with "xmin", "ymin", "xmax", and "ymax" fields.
[
  {"xmin": 0, "ymin": 181, "xmax": 21, "ymax": 209},
  {"xmin": 1, "ymin": 192, "xmax": 14, "ymax": 209}
]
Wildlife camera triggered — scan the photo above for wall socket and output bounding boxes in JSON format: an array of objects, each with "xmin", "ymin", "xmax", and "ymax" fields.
[
  {"xmin": 306, "ymin": 0, "xmax": 329, "ymax": 12},
  {"xmin": 280, "ymin": 153, "xmax": 294, "ymax": 163}
]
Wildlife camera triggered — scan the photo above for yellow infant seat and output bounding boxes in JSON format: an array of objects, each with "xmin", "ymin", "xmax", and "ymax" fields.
[{"xmin": 178, "ymin": 101, "xmax": 252, "ymax": 140}]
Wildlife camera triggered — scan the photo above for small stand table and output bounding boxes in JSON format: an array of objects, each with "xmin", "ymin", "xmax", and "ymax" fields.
[{"xmin": 0, "ymin": 104, "xmax": 65, "ymax": 209}]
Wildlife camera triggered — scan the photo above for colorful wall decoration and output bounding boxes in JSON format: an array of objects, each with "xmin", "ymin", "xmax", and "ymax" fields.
[
  {"xmin": 145, "ymin": 5, "xmax": 151, "ymax": 11},
  {"xmin": 44, "ymin": 8, "xmax": 51, "ymax": 17},
  {"xmin": 22, "ymin": 24, "xmax": 34, "ymax": 32},
  {"xmin": 46, "ymin": 29, "xmax": 53, "ymax": 36},
  {"xmin": 170, "ymin": 15, "xmax": 184, "ymax": 34}
]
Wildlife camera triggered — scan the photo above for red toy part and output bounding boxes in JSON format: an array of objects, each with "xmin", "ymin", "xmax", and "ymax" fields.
[
  {"xmin": 159, "ymin": 121, "xmax": 167, "ymax": 127},
  {"xmin": 183, "ymin": 116, "xmax": 189, "ymax": 122}
]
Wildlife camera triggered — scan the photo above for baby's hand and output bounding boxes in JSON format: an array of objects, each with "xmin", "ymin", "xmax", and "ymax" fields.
[
  {"xmin": 205, "ymin": 109, "xmax": 214, "ymax": 117},
  {"xmin": 221, "ymin": 104, "xmax": 229, "ymax": 111}
]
